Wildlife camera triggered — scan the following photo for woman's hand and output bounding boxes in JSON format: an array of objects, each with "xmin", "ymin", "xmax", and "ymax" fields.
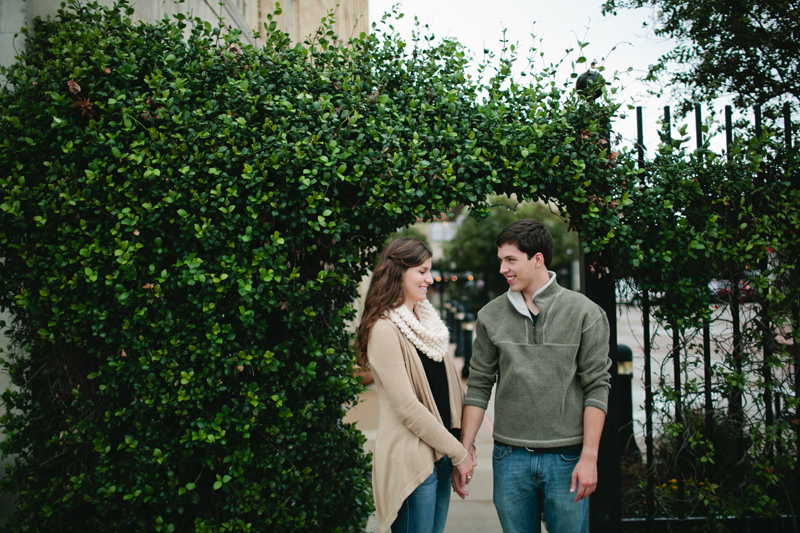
[{"xmin": 451, "ymin": 454, "xmax": 474, "ymax": 499}]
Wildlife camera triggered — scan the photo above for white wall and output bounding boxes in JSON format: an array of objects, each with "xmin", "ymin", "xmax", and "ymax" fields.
[
  {"xmin": 0, "ymin": 312, "xmax": 14, "ymax": 524},
  {"xmin": 0, "ymin": 0, "xmax": 26, "ymax": 84},
  {"xmin": 1, "ymin": 0, "xmax": 371, "ymax": 77}
]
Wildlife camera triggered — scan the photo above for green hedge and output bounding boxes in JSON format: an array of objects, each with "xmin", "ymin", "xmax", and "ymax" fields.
[
  {"xmin": 0, "ymin": 3, "xmax": 375, "ymax": 531},
  {"xmin": 0, "ymin": 1, "xmax": 622, "ymax": 530}
]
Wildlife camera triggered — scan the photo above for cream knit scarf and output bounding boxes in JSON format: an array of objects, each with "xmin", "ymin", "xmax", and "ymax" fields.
[{"xmin": 387, "ymin": 300, "xmax": 450, "ymax": 362}]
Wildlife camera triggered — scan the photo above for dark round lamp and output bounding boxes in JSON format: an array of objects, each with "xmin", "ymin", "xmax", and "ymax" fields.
[{"xmin": 576, "ymin": 70, "xmax": 605, "ymax": 100}]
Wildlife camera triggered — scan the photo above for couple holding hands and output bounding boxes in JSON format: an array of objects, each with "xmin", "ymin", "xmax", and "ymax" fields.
[{"xmin": 356, "ymin": 219, "xmax": 612, "ymax": 533}]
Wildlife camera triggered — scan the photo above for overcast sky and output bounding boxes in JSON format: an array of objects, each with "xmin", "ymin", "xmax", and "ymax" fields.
[{"xmin": 367, "ymin": 0, "xmax": 721, "ymax": 154}]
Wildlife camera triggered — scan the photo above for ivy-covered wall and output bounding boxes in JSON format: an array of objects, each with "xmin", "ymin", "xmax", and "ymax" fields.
[
  {"xmin": 0, "ymin": 1, "xmax": 623, "ymax": 530},
  {"xmin": 2, "ymin": 0, "xmax": 797, "ymax": 528}
]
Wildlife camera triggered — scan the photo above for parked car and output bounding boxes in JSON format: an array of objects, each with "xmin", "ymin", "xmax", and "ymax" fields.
[
  {"xmin": 615, "ymin": 279, "xmax": 664, "ymax": 305},
  {"xmin": 709, "ymin": 279, "xmax": 758, "ymax": 303}
]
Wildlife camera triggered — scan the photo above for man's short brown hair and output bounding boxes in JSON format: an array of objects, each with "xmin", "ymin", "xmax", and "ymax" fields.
[{"xmin": 496, "ymin": 219, "xmax": 555, "ymax": 268}]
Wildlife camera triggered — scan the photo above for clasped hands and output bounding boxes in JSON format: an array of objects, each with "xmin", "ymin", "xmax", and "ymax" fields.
[{"xmin": 451, "ymin": 444, "xmax": 477, "ymax": 499}]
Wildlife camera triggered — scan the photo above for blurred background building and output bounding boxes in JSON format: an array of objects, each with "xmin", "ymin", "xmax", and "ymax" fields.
[{"xmin": 267, "ymin": 0, "xmax": 368, "ymax": 44}]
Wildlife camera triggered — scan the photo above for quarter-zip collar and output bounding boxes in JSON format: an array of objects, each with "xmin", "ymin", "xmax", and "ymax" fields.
[{"xmin": 506, "ymin": 271, "xmax": 558, "ymax": 317}]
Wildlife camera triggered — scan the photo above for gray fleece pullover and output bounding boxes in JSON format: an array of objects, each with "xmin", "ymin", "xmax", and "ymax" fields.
[{"xmin": 465, "ymin": 272, "xmax": 611, "ymax": 448}]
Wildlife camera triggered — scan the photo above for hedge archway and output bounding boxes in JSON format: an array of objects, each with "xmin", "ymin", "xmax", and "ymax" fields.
[{"xmin": 0, "ymin": 1, "xmax": 628, "ymax": 531}]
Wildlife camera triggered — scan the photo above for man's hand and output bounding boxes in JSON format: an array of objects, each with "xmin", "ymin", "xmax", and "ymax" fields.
[
  {"xmin": 570, "ymin": 454, "xmax": 598, "ymax": 502},
  {"xmin": 468, "ymin": 443, "xmax": 477, "ymax": 467},
  {"xmin": 571, "ymin": 406, "xmax": 605, "ymax": 502}
]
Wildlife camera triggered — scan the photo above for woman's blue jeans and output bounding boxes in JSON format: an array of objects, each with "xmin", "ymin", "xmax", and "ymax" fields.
[
  {"xmin": 492, "ymin": 443, "xmax": 588, "ymax": 533},
  {"xmin": 391, "ymin": 456, "xmax": 452, "ymax": 533}
]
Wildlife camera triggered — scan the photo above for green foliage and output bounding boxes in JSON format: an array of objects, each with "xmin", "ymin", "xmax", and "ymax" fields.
[
  {"xmin": 443, "ymin": 197, "xmax": 578, "ymax": 308},
  {"xmin": 0, "ymin": 3, "xmax": 374, "ymax": 531},
  {"xmin": 598, "ymin": 3, "xmax": 800, "ymax": 518},
  {"xmin": 0, "ymin": 0, "xmax": 625, "ymax": 530},
  {"xmin": 0, "ymin": 0, "xmax": 796, "ymax": 528},
  {"xmin": 602, "ymin": 0, "xmax": 800, "ymax": 115}
]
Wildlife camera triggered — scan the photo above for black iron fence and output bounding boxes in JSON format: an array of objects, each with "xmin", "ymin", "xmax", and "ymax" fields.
[{"xmin": 609, "ymin": 104, "xmax": 799, "ymax": 532}]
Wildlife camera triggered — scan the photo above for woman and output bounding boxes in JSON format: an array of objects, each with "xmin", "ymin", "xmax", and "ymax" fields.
[{"xmin": 356, "ymin": 238, "xmax": 474, "ymax": 533}]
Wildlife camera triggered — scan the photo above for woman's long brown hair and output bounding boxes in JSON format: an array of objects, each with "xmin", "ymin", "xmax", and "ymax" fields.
[{"xmin": 355, "ymin": 238, "xmax": 433, "ymax": 368}]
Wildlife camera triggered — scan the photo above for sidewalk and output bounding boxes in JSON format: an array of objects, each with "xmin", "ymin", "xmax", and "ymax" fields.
[{"xmin": 343, "ymin": 347, "xmax": 539, "ymax": 533}]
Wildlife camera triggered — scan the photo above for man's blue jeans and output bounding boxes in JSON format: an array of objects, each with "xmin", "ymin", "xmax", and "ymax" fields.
[
  {"xmin": 492, "ymin": 443, "xmax": 588, "ymax": 533},
  {"xmin": 391, "ymin": 456, "xmax": 452, "ymax": 533}
]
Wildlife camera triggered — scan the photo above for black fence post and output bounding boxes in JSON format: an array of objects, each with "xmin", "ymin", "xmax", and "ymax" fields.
[
  {"xmin": 693, "ymin": 102, "xmax": 704, "ymax": 151},
  {"xmin": 461, "ymin": 313, "xmax": 474, "ymax": 379},
  {"xmin": 784, "ymin": 103, "xmax": 799, "ymax": 521},
  {"xmin": 703, "ymin": 320, "xmax": 714, "ymax": 451},
  {"xmin": 725, "ymin": 105, "xmax": 733, "ymax": 148},
  {"xmin": 637, "ymin": 106, "xmax": 656, "ymax": 533},
  {"xmin": 617, "ymin": 344, "xmax": 640, "ymax": 458},
  {"xmin": 731, "ymin": 268, "xmax": 745, "ymax": 481},
  {"xmin": 672, "ymin": 327, "xmax": 684, "ymax": 511},
  {"xmin": 584, "ymin": 253, "xmax": 620, "ymax": 532},
  {"xmin": 643, "ymin": 291, "xmax": 655, "ymax": 533},
  {"xmin": 454, "ymin": 305, "xmax": 465, "ymax": 359},
  {"xmin": 748, "ymin": 103, "xmax": 776, "ymax": 464},
  {"xmin": 783, "ymin": 102, "xmax": 793, "ymax": 461},
  {"xmin": 447, "ymin": 301, "xmax": 457, "ymax": 343},
  {"xmin": 794, "ymin": 304, "xmax": 800, "ymax": 508}
]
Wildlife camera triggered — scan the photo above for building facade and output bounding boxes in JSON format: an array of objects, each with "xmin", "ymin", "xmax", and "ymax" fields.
[
  {"xmin": 1, "ymin": 0, "xmax": 368, "ymax": 75},
  {"xmin": 265, "ymin": 0, "xmax": 368, "ymax": 44}
]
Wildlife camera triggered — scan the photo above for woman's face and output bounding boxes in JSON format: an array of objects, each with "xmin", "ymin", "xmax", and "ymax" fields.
[{"xmin": 401, "ymin": 257, "xmax": 434, "ymax": 310}]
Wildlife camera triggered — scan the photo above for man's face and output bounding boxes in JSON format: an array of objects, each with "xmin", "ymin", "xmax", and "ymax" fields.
[{"xmin": 497, "ymin": 243, "xmax": 542, "ymax": 294}]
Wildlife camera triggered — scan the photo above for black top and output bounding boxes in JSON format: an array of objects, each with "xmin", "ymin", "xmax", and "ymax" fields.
[{"xmin": 415, "ymin": 347, "xmax": 461, "ymax": 440}]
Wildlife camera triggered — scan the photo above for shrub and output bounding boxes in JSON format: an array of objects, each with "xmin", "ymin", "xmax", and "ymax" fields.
[
  {"xmin": 0, "ymin": 3, "xmax": 380, "ymax": 530},
  {"xmin": 0, "ymin": 1, "xmax": 623, "ymax": 530}
]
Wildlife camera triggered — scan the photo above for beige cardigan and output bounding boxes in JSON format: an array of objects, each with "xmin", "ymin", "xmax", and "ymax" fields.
[{"xmin": 367, "ymin": 318, "xmax": 468, "ymax": 533}]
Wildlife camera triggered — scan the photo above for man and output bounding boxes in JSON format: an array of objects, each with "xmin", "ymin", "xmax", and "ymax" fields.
[{"xmin": 453, "ymin": 219, "xmax": 611, "ymax": 533}]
